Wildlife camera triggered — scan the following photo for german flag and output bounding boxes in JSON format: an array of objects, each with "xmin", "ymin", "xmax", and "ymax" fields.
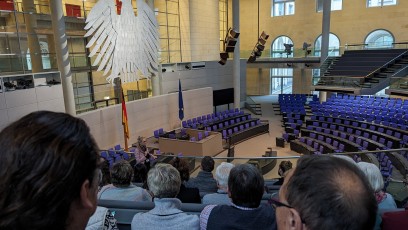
[{"xmin": 121, "ymin": 87, "xmax": 129, "ymax": 139}]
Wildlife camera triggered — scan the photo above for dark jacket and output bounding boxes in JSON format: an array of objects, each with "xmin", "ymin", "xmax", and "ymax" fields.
[
  {"xmin": 185, "ymin": 171, "xmax": 218, "ymax": 194},
  {"xmin": 177, "ymin": 184, "xmax": 201, "ymax": 204}
]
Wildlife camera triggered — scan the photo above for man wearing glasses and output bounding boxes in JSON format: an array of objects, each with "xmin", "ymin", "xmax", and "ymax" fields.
[{"xmin": 270, "ymin": 155, "xmax": 377, "ymax": 230}]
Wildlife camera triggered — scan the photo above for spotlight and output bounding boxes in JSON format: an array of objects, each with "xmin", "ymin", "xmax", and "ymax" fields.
[
  {"xmin": 303, "ymin": 42, "xmax": 312, "ymax": 57},
  {"xmin": 305, "ymin": 64, "xmax": 310, "ymax": 67},
  {"xmin": 225, "ymin": 46, "xmax": 236, "ymax": 53},
  {"xmin": 220, "ymin": 52, "xmax": 229, "ymax": 59},
  {"xmin": 229, "ymin": 28, "xmax": 240, "ymax": 39},
  {"xmin": 247, "ymin": 31, "xmax": 270, "ymax": 63},
  {"xmin": 162, "ymin": 68, "xmax": 167, "ymax": 73},
  {"xmin": 256, "ymin": 44, "xmax": 265, "ymax": 51},
  {"xmin": 185, "ymin": 65, "xmax": 190, "ymax": 70},
  {"xmin": 218, "ymin": 59, "xmax": 227, "ymax": 65},
  {"xmin": 284, "ymin": 43, "xmax": 293, "ymax": 57},
  {"xmin": 247, "ymin": 54, "xmax": 256, "ymax": 63}
]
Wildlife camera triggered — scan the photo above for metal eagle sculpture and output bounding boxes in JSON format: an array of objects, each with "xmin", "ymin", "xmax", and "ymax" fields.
[{"xmin": 84, "ymin": 0, "xmax": 159, "ymax": 83}]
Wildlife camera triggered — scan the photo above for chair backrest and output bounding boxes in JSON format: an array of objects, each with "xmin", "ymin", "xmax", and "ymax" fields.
[{"xmin": 197, "ymin": 132, "xmax": 203, "ymax": 141}]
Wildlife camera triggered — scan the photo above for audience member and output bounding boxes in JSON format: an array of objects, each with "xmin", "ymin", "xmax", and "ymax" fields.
[
  {"xmin": 86, "ymin": 206, "xmax": 118, "ymax": 230},
  {"xmin": 131, "ymin": 163, "xmax": 199, "ymax": 230},
  {"xmin": 273, "ymin": 155, "xmax": 377, "ymax": 230},
  {"xmin": 358, "ymin": 162, "xmax": 397, "ymax": 229},
  {"xmin": 132, "ymin": 162, "xmax": 149, "ymax": 189},
  {"xmin": 202, "ymin": 162, "xmax": 234, "ymax": 205},
  {"xmin": 0, "ymin": 111, "xmax": 101, "ymax": 229},
  {"xmin": 171, "ymin": 157, "xmax": 201, "ymax": 203},
  {"xmin": 273, "ymin": 160, "xmax": 293, "ymax": 185},
  {"xmin": 186, "ymin": 156, "xmax": 218, "ymax": 194},
  {"xmin": 200, "ymin": 164, "xmax": 277, "ymax": 230},
  {"xmin": 100, "ymin": 158, "xmax": 112, "ymax": 189},
  {"xmin": 98, "ymin": 161, "xmax": 152, "ymax": 202}
]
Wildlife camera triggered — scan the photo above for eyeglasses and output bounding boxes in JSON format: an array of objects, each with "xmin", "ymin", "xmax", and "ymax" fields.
[
  {"xmin": 269, "ymin": 198, "xmax": 306, "ymax": 224},
  {"xmin": 268, "ymin": 198, "xmax": 294, "ymax": 209}
]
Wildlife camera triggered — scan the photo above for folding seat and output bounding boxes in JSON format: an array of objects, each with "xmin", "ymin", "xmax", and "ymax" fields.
[
  {"xmin": 313, "ymin": 142, "xmax": 319, "ymax": 151},
  {"xmin": 349, "ymin": 135, "xmax": 355, "ymax": 142},
  {"xmin": 340, "ymin": 133, "xmax": 347, "ymax": 139},
  {"xmin": 318, "ymin": 135, "xmax": 324, "ymax": 142},
  {"xmin": 239, "ymin": 125, "xmax": 244, "ymax": 131},
  {"xmin": 182, "ymin": 121, "xmax": 188, "ymax": 128},
  {"xmin": 372, "ymin": 135, "xmax": 378, "ymax": 142},
  {"xmin": 352, "ymin": 121, "xmax": 359, "ymax": 127},
  {"xmin": 316, "ymin": 127, "xmax": 322, "ymax": 132},
  {"xmin": 363, "ymin": 132, "xmax": 370, "ymax": 139},
  {"xmin": 313, "ymin": 121, "xmax": 319, "ymax": 126},
  {"xmin": 236, "ymin": 118, "xmax": 241, "ymax": 123},
  {"xmin": 190, "ymin": 137, "xmax": 196, "ymax": 141},
  {"xmin": 219, "ymin": 123, "xmax": 223, "ymax": 129},
  {"xmin": 299, "ymin": 137, "xmax": 305, "ymax": 143},
  {"xmin": 206, "ymin": 126, "xmax": 212, "ymax": 131},
  {"xmin": 361, "ymin": 123, "xmax": 368, "ymax": 129},
  {"xmin": 233, "ymin": 127, "xmax": 239, "ymax": 133},
  {"xmin": 386, "ymin": 141, "xmax": 393, "ymax": 149},
  {"xmin": 310, "ymin": 133, "xmax": 317, "ymax": 139},
  {"xmin": 327, "ymin": 117, "xmax": 333, "ymax": 123},
  {"xmin": 251, "ymin": 122, "xmax": 255, "ymax": 127},
  {"xmin": 324, "ymin": 129, "xmax": 330, "ymax": 134},
  {"xmin": 224, "ymin": 121, "xmax": 229, "ymax": 127},
  {"xmin": 283, "ymin": 133, "xmax": 289, "ymax": 142},
  {"xmin": 198, "ymin": 132, "xmax": 203, "ymax": 141},
  {"xmin": 356, "ymin": 138, "xmax": 363, "ymax": 146},
  {"xmin": 230, "ymin": 120, "xmax": 235, "ymax": 125},
  {"xmin": 326, "ymin": 137, "xmax": 332, "ymax": 145},
  {"xmin": 336, "ymin": 144, "xmax": 345, "ymax": 153},
  {"xmin": 330, "ymin": 124, "xmax": 336, "ymax": 130},
  {"xmin": 192, "ymin": 118, "xmax": 197, "ymax": 123},
  {"xmin": 333, "ymin": 140, "xmax": 339, "ymax": 148},
  {"xmin": 294, "ymin": 130, "xmax": 300, "ymax": 137},
  {"xmin": 100, "ymin": 151, "xmax": 108, "ymax": 159},
  {"xmin": 245, "ymin": 123, "xmax": 250, "ymax": 129},
  {"xmin": 346, "ymin": 128, "xmax": 353, "ymax": 134},
  {"xmin": 222, "ymin": 130, "xmax": 227, "ymax": 139},
  {"xmin": 169, "ymin": 134, "xmax": 176, "ymax": 139},
  {"xmin": 344, "ymin": 120, "xmax": 351, "ymax": 125},
  {"xmin": 394, "ymin": 132, "xmax": 401, "ymax": 139},
  {"xmin": 338, "ymin": 126, "xmax": 345, "ymax": 132},
  {"xmin": 228, "ymin": 129, "xmax": 233, "ymax": 136},
  {"xmin": 369, "ymin": 125, "xmax": 376, "ymax": 131},
  {"xmin": 362, "ymin": 141, "xmax": 369, "ymax": 150},
  {"xmin": 159, "ymin": 128, "xmax": 164, "ymax": 134},
  {"xmin": 191, "ymin": 123, "xmax": 197, "ymax": 129},
  {"xmin": 257, "ymin": 120, "xmax": 261, "ymax": 125},
  {"xmin": 322, "ymin": 123, "xmax": 328, "ymax": 128},
  {"xmin": 332, "ymin": 131, "xmax": 339, "ymax": 136},
  {"xmin": 386, "ymin": 129, "xmax": 393, "ymax": 136},
  {"xmin": 355, "ymin": 130, "xmax": 362, "ymax": 136}
]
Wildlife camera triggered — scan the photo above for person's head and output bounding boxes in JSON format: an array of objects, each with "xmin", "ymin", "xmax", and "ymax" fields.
[
  {"xmin": 357, "ymin": 162, "xmax": 384, "ymax": 193},
  {"xmin": 132, "ymin": 163, "xmax": 148, "ymax": 184},
  {"xmin": 111, "ymin": 161, "xmax": 133, "ymax": 187},
  {"xmin": 333, "ymin": 154, "xmax": 358, "ymax": 165},
  {"xmin": 215, "ymin": 162, "xmax": 235, "ymax": 191},
  {"xmin": 275, "ymin": 155, "xmax": 377, "ymax": 230},
  {"xmin": 170, "ymin": 157, "xmax": 190, "ymax": 182},
  {"xmin": 137, "ymin": 136, "xmax": 147, "ymax": 152},
  {"xmin": 0, "ymin": 111, "xmax": 100, "ymax": 229},
  {"xmin": 278, "ymin": 160, "xmax": 293, "ymax": 177},
  {"xmin": 100, "ymin": 158, "xmax": 112, "ymax": 188},
  {"xmin": 201, "ymin": 156, "xmax": 215, "ymax": 172},
  {"xmin": 147, "ymin": 163, "xmax": 181, "ymax": 198},
  {"xmin": 228, "ymin": 164, "xmax": 264, "ymax": 208}
]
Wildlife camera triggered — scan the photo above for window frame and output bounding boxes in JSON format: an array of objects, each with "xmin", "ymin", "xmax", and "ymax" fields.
[
  {"xmin": 367, "ymin": 0, "xmax": 397, "ymax": 8},
  {"xmin": 271, "ymin": 0, "xmax": 295, "ymax": 17},
  {"xmin": 316, "ymin": 0, "xmax": 343, "ymax": 12}
]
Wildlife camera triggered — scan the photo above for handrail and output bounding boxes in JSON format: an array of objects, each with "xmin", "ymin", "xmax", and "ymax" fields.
[
  {"xmin": 392, "ymin": 64, "xmax": 408, "ymax": 77},
  {"xmin": 364, "ymin": 50, "xmax": 408, "ymax": 79}
]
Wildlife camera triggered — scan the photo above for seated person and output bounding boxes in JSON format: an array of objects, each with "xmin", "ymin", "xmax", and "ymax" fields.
[
  {"xmin": 200, "ymin": 164, "xmax": 277, "ymax": 230},
  {"xmin": 131, "ymin": 163, "xmax": 199, "ymax": 230},
  {"xmin": 358, "ymin": 162, "xmax": 397, "ymax": 229},
  {"xmin": 202, "ymin": 162, "xmax": 234, "ymax": 205},
  {"xmin": 273, "ymin": 160, "xmax": 292, "ymax": 185},
  {"xmin": 98, "ymin": 161, "xmax": 152, "ymax": 201},
  {"xmin": 132, "ymin": 162, "xmax": 148, "ymax": 189},
  {"xmin": 186, "ymin": 156, "xmax": 218, "ymax": 194},
  {"xmin": 170, "ymin": 157, "xmax": 201, "ymax": 203},
  {"xmin": 0, "ymin": 111, "xmax": 101, "ymax": 229},
  {"xmin": 274, "ymin": 155, "xmax": 377, "ymax": 230},
  {"xmin": 86, "ymin": 206, "xmax": 118, "ymax": 230}
]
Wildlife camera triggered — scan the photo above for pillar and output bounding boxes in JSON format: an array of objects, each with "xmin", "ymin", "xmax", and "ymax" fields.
[
  {"xmin": 147, "ymin": 0, "xmax": 160, "ymax": 96},
  {"xmin": 22, "ymin": 0, "xmax": 43, "ymax": 72},
  {"xmin": 50, "ymin": 0, "xmax": 76, "ymax": 115},
  {"xmin": 320, "ymin": 0, "xmax": 331, "ymax": 65},
  {"xmin": 233, "ymin": 0, "xmax": 240, "ymax": 108}
]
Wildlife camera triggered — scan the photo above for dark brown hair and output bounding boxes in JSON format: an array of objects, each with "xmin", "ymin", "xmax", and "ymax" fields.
[{"xmin": 0, "ymin": 111, "xmax": 100, "ymax": 229}]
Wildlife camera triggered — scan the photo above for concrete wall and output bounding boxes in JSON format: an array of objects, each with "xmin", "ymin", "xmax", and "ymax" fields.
[{"xmin": 78, "ymin": 87, "xmax": 213, "ymax": 150}]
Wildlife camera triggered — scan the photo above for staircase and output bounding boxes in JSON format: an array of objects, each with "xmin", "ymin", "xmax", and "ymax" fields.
[{"xmin": 313, "ymin": 49, "xmax": 408, "ymax": 95}]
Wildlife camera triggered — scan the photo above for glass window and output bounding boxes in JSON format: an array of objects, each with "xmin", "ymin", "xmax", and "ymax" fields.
[
  {"xmin": 314, "ymin": 33, "xmax": 340, "ymax": 57},
  {"xmin": 316, "ymin": 0, "xmax": 343, "ymax": 12},
  {"xmin": 365, "ymin": 29, "xmax": 394, "ymax": 49},
  {"xmin": 271, "ymin": 36, "xmax": 294, "ymax": 58},
  {"xmin": 271, "ymin": 76, "xmax": 293, "ymax": 94},
  {"xmin": 367, "ymin": 0, "xmax": 397, "ymax": 7},
  {"xmin": 271, "ymin": 0, "xmax": 295, "ymax": 17}
]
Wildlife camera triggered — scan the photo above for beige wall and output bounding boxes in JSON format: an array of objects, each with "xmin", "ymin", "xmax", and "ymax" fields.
[
  {"xmin": 189, "ymin": 0, "xmax": 220, "ymax": 61},
  {"xmin": 78, "ymin": 87, "xmax": 213, "ymax": 149}
]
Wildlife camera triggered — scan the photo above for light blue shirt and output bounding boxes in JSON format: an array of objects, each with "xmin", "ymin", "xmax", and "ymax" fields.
[{"xmin": 202, "ymin": 189, "xmax": 231, "ymax": 205}]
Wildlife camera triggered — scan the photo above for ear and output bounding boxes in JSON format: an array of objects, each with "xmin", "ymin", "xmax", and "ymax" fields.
[
  {"xmin": 288, "ymin": 208, "xmax": 304, "ymax": 230},
  {"xmin": 79, "ymin": 179, "xmax": 96, "ymax": 211}
]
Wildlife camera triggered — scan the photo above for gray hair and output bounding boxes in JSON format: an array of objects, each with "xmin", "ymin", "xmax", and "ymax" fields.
[
  {"xmin": 357, "ymin": 162, "xmax": 384, "ymax": 192},
  {"xmin": 215, "ymin": 162, "xmax": 235, "ymax": 188},
  {"xmin": 147, "ymin": 163, "xmax": 181, "ymax": 198}
]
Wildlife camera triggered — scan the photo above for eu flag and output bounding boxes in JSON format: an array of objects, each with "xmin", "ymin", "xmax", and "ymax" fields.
[{"xmin": 178, "ymin": 79, "xmax": 184, "ymax": 121}]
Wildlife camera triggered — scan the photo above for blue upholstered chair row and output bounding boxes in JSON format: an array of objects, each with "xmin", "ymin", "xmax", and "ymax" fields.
[{"xmin": 222, "ymin": 120, "xmax": 261, "ymax": 139}]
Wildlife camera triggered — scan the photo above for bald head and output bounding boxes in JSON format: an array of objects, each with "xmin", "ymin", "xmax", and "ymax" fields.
[{"xmin": 280, "ymin": 155, "xmax": 377, "ymax": 230}]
